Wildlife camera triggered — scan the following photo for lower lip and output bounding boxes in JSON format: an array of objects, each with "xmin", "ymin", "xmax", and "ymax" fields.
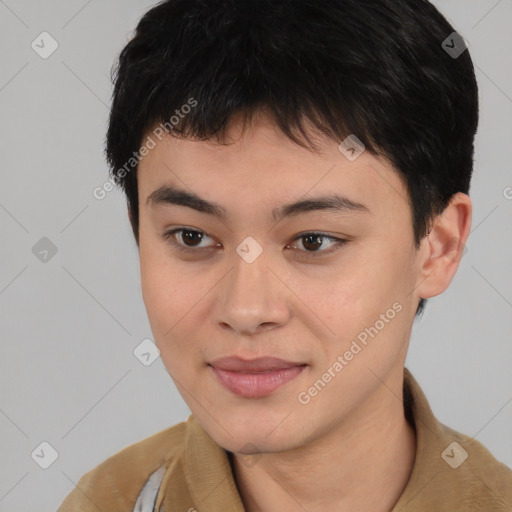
[{"xmin": 210, "ymin": 365, "xmax": 306, "ymax": 398}]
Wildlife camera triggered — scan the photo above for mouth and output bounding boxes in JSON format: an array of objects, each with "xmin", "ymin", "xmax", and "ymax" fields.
[{"xmin": 208, "ymin": 356, "xmax": 307, "ymax": 398}]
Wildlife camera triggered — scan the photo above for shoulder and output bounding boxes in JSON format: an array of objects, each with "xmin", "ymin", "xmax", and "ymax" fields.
[
  {"xmin": 400, "ymin": 369, "xmax": 512, "ymax": 511},
  {"xmin": 438, "ymin": 422, "xmax": 512, "ymax": 507},
  {"xmin": 57, "ymin": 418, "xmax": 189, "ymax": 512}
]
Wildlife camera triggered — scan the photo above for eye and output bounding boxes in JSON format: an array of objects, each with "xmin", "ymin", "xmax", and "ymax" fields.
[
  {"xmin": 288, "ymin": 232, "xmax": 348, "ymax": 256},
  {"xmin": 162, "ymin": 227, "xmax": 218, "ymax": 252}
]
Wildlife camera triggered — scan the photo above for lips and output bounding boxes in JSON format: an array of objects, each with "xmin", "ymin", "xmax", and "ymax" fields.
[
  {"xmin": 209, "ymin": 356, "xmax": 307, "ymax": 398},
  {"xmin": 210, "ymin": 356, "xmax": 304, "ymax": 372}
]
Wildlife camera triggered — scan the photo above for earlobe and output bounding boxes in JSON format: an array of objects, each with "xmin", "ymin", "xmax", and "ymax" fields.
[{"xmin": 415, "ymin": 192, "xmax": 472, "ymax": 300}]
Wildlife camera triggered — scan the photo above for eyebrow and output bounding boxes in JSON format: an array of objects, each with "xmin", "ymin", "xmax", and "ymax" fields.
[{"xmin": 146, "ymin": 185, "xmax": 370, "ymax": 222}]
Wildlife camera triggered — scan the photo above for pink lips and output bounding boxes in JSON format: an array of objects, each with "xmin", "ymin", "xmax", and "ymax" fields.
[{"xmin": 209, "ymin": 356, "xmax": 306, "ymax": 398}]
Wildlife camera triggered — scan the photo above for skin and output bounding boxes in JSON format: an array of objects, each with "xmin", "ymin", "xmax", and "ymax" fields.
[{"xmin": 134, "ymin": 110, "xmax": 472, "ymax": 511}]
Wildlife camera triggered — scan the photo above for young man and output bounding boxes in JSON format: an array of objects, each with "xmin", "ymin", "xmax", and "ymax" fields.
[{"xmin": 58, "ymin": 0, "xmax": 512, "ymax": 510}]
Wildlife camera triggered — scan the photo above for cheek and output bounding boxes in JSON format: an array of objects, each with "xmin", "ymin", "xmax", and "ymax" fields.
[
  {"xmin": 141, "ymin": 265, "xmax": 193, "ymax": 333},
  {"xmin": 139, "ymin": 241, "xmax": 186, "ymax": 339},
  {"xmin": 303, "ymin": 247, "xmax": 412, "ymax": 350},
  {"xmin": 139, "ymin": 243, "xmax": 211, "ymax": 368},
  {"xmin": 140, "ymin": 249, "xmax": 168, "ymax": 323},
  {"xmin": 140, "ymin": 263, "xmax": 191, "ymax": 375}
]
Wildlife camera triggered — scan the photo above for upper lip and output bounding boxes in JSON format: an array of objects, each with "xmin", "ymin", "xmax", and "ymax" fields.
[{"xmin": 209, "ymin": 356, "xmax": 305, "ymax": 373}]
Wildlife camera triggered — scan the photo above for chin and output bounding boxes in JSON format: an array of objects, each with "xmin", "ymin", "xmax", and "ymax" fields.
[{"xmin": 201, "ymin": 412, "xmax": 305, "ymax": 455}]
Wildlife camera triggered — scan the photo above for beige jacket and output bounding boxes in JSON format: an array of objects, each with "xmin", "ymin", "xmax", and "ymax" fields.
[{"xmin": 57, "ymin": 369, "xmax": 512, "ymax": 511}]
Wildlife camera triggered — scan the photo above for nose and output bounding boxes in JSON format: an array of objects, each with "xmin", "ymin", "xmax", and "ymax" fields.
[{"xmin": 213, "ymin": 248, "xmax": 291, "ymax": 337}]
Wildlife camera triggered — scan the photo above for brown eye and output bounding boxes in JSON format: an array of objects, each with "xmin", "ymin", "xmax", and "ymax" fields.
[
  {"xmin": 301, "ymin": 234, "xmax": 325, "ymax": 251},
  {"xmin": 180, "ymin": 229, "xmax": 204, "ymax": 247}
]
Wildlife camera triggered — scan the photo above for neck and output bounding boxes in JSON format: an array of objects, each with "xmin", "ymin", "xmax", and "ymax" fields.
[{"xmin": 231, "ymin": 372, "xmax": 416, "ymax": 512}]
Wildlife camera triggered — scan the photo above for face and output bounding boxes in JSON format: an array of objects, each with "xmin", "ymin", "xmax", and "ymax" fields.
[{"xmin": 137, "ymin": 111, "xmax": 424, "ymax": 454}]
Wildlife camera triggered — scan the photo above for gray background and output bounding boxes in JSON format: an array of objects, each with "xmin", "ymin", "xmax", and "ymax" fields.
[{"xmin": 0, "ymin": 1, "xmax": 511, "ymax": 511}]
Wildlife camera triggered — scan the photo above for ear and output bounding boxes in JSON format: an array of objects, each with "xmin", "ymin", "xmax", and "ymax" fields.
[{"xmin": 415, "ymin": 192, "xmax": 472, "ymax": 300}]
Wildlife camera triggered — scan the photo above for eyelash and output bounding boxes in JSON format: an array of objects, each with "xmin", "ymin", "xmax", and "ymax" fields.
[{"xmin": 162, "ymin": 227, "xmax": 349, "ymax": 257}]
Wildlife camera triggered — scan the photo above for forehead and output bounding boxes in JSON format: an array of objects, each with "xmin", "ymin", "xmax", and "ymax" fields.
[{"xmin": 137, "ymin": 114, "xmax": 411, "ymax": 225}]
